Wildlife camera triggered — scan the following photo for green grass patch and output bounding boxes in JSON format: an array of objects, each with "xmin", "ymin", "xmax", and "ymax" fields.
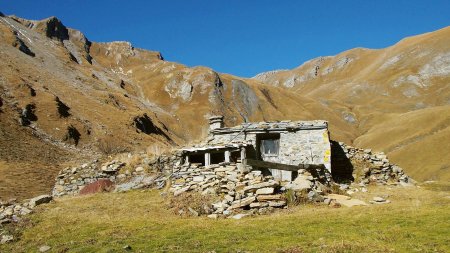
[{"xmin": 1, "ymin": 186, "xmax": 449, "ymax": 252}]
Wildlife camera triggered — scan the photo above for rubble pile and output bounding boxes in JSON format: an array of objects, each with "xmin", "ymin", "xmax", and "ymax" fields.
[
  {"xmin": 169, "ymin": 161, "xmax": 327, "ymax": 218},
  {"xmin": 52, "ymin": 152, "xmax": 183, "ymax": 197},
  {"xmin": 0, "ymin": 195, "xmax": 52, "ymax": 244},
  {"xmin": 339, "ymin": 143, "xmax": 413, "ymax": 186}
]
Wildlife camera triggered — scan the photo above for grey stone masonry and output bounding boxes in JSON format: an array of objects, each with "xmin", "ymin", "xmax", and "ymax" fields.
[{"xmin": 207, "ymin": 120, "xmax": 331, "ymax": 181}]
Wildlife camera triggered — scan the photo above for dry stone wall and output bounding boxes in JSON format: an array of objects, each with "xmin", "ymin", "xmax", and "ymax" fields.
[
  {"xmin": 52, "ymin": 152, "xmax": 183, "ymax": 197},
  {"xmin": 339, "ymin": 142, "xmax": 413, "ymax": 187}
]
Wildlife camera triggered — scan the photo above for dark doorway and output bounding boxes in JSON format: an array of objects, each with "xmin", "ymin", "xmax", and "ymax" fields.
[
  {"xmin": 211, "ymin": 152, "xmax": 225, "ymax": 164},
  {"xmin": 330, "ymin": 140, "xmax": 354, "ymax": 183},
  {"xmin": 189, "ymin": 153, "xmax": 205, "ymax": 166}
]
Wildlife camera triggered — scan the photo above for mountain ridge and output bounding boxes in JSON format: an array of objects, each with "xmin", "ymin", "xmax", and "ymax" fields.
[{"xmin": 0, "ymin": 14, "xmax": 449, "ymax": 200}]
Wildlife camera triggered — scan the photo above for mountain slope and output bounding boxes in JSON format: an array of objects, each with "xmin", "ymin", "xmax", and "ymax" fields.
[
  {"xmin": 0, "ymin": 14, "xmax": 449, "ymax": 200},
  {"xmin": 253, "ymin": 26, "xmax": 450, "ymax": 181}
]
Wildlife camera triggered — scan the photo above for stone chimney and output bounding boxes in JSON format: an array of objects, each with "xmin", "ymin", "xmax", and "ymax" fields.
[{"xmin": 209, "ymin": 115, "xmax": 224, "ymax": 131}]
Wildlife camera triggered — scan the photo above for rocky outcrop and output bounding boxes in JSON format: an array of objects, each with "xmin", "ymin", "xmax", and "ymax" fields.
[
  {"xmin": 12, "ymin": 31, "xmax": 35, "ymax": 57},
  {"xmin": 34, "ymin": 16, "xmax": 69, "ymax": 41},
  {"xmin": 79, "ymin": 179, "xmax": 114, "ymax": 195},
  {"xmin": 132, "ymin": 114, "xmax": 170, "ymax": 141},
  {"xmin": 19, "ymin": 103, "xmax": 37, "ymax": 126},
  {"xmin": 55, "ymin": 96, "xmax": 70, "ymax": 118}
]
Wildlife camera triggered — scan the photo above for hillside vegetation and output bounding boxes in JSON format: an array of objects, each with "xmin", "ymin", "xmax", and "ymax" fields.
[
  {"xmin": 0, "ymin": 13, "xmax": 449, "ymax": 200},
  {"xmin": 1, "ymin": 185, "xmax": 449, "ymax": 252}
]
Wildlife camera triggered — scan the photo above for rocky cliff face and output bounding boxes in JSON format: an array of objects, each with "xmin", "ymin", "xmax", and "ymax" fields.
[{"xmin": 0, "ymin": 14, "xmax": 448, "ymax": 200}]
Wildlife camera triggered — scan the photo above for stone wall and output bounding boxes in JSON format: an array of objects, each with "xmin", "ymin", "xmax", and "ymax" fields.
[
  {"xmin": 338, "ymin": 142, "xmax": 413, "ymax": 186},
  {"xmin": 169, "ymin": 160, "xmax": 328, "ymax": 218},
  {"xmin": 208, "ymin": 128, "xmax": 331, "ymax": 181},
  {"xmin": 52, "ymin": 152, "xmax": 183, "ymax": 197}
]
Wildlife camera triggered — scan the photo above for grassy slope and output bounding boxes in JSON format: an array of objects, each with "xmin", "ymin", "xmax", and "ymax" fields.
[
  {"xmin": 2, "ymin": 186, "xmax": 449, "ymax": 253},
  {"xmin": 354, "ymin": 105, "xmax": 450, "ymax": 181}
]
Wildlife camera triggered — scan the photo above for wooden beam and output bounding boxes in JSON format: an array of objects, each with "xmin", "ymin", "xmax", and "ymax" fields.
[{"xmin": 245, "ymin": 159, "xmax": 325, "ymax": 172}]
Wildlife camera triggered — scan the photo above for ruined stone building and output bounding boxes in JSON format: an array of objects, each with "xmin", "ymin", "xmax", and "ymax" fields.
[{"xmin": 181, "ymin": 116, "xmax": 331, "ymax": 182}]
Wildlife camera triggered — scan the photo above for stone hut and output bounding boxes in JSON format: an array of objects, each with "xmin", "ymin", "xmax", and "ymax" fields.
[{"xmin": 181, "ymin": 116, "xmax": 331, "ymax": 182}]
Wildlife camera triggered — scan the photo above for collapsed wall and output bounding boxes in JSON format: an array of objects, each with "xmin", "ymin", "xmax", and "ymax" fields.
[{"xmin": 52, "ymin": 152, "xmax": 183, "ymax": 197}]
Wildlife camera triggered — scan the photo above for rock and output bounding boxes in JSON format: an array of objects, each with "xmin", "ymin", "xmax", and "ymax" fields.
[
  {"xmin": 212, "ymin": 202, "xmax": 227, "ymax": 210},
  {"xmin": 256, "ymin": 194, "xmax": 282, "ymax": 201},
  {"xmin": 285, "ymin": 176, "xmax": 312, "ymax": 191},
  {"xmin": 123, "ymin": 245, "xmax": 132, "ymax": 250},
  {"xmin": 373, "ymin": 197, "xmax": 386, "ymax": 202},
  {"xmin": 29, "ymin": 195, "xmax": 52, "ymax": 208},
  {"xmin": 0, "ymin": 235, "xmax": 14, "ymax": 244},
  {"xmin": 20, "ymin": 207, "xmax": 33, "ymax": 215},
  {"xmin": 336, "ymin": 198, "xmax": 368, "ymax": 207},
  {"xmin": 174, "ymin": 186, "xmax": 190, "ymax": 196},
  {"xmin": 207, "ymin": 214, "xmax": 218, "ymax": 219},
  {"xmin": 39, "ymin": 245, "xmax": 51, "ymax": 252},
  {"xmin": 3, "ymin": 207, "xmax": 13, "ymax": 216},
  {"xmin": 188, "ymin": 207, "xmax": 199, "ymax": 216},
  {"xmin": 231, "ymin": 213, "xmax": 249, "ymax": 220},
  {"xmin": 135, "ymin": 166, "xmax": 144, "ymax": 173},
  {"xmin": 0, "ymin": 218, "xmax": 12, "ymax": 224},
  {"xmin": 339, "ymin": 184, "xmax": 349, "ymax": 190},
  {"xmin": 224, "ymin": 194, "xmax": 234, "ymax": 203},
  {"xmin": 255, "ymin": 187, "xmax": 274, "ymax": 195},
  {"xmin": 193, "ymin": 176, "xmax": 205, "ymax": 182},
  {"xmin": 250, "ymin": 202, "xmax": 269, "ymax": 208},
  {"xmin": 230, "ymin": 196, "xmax": 256, "ymax": 209},
  {"xmin": 243, "ymin": 181, "xmax": 278, "ymax": 192},
  {"xmin": 307, "ymin": 191, "xmax": 323, "ymax": 202},
  {"xmin": 79, "ymin": 179, "xmax": 114, "ymax": 195},
  {"xmin": 268, "ymin": 201, "xmax": 286, "ymax": 207}
]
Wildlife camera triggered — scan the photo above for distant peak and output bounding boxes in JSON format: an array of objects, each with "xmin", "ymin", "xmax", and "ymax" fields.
[{"xmin": 34, "ymin": 16, "xmax": 69, "ymax": 41}]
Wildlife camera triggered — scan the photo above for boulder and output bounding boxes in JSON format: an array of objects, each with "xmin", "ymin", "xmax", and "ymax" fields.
[
  {"xmin": 79, "ymin": 179, "xmax": 114, "ymax": 195},
  {"xmin": 29, "ymin": 195, "xmax": 52, "ymax": 208},
  {"xmin": 336, "ymin": 198, "xmax": 368, "ymax": 207},
  {"xmin": 285, "ymin": 175, "xmax": 312, "ymax": 191}
]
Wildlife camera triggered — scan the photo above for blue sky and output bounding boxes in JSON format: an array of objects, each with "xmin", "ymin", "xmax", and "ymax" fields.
[{"xmin": 1, "ymin": 1, "xmax": 450, "ymax": 77}]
